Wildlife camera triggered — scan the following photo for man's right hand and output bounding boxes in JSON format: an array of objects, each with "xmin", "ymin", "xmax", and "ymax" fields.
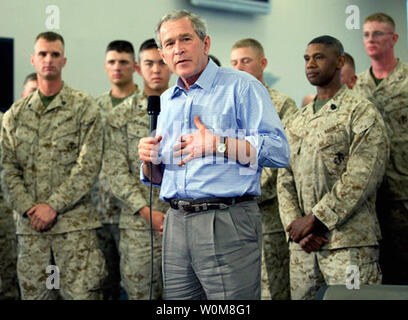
[
  {"xmin": 139, "ymin": 206, "xmax": 165, "ymax": 235},
  {"xmin": 138, "ymin": 136, "xmax": 162, "ymax": 164}
]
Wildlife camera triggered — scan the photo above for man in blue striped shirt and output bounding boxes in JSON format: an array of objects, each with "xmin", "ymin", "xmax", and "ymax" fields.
[{"xmin": 138, "ymin": 9, "xmax": 289, "ymax": 300}]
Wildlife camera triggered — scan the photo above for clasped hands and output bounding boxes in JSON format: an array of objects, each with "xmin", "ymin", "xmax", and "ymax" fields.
[
  {"xmin": 286, "ymin": 214, "xmax": 328, "ymax": 254},
  {"xmin": 27, "ymin": 203, "xmax": 57, "ymax": 232},
  {"xmin": 138, "ymin": 115, "xmax": 217, "ymax": 167}
]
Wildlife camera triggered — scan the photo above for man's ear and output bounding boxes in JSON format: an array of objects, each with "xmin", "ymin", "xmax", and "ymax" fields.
[
  {"xmin": 158, "ymin": 48, "xmax": 167, "ymax": 65},
  {"xmin": 261, "ymin": 57, "xmax": 268, "ymax": 71},
  {"xmin": 349, "ymin": 75, "xmax": 358, "ymax": 89},
  {"xmin": 203, "ymin": 35, "xmax": 211, "ymax": 55},
  {"xmin": 391, "ymin": 33, "xmax": 399, "ymax": 47},
  {"xmin": 135, "ymin": 62, "xmax": 141, "ymax": 76}
]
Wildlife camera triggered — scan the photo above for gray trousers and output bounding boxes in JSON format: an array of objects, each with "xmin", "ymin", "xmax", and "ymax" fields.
[{"xmin": 162, "ymin": 200, "xmax": 262, "ymax": 300}]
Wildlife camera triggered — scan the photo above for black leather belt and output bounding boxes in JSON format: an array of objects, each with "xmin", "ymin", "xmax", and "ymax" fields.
[{"xmin": 169, "ymin": 195, "xmax": 254, "ymax": 212}]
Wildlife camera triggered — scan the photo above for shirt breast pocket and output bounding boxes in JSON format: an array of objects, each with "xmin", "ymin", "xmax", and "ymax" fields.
[{"xmin": 200, "ymin": 114, "xmax": 234, "ymax": 134}]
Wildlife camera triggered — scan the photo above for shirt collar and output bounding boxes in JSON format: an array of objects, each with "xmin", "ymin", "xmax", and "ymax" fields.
[{"xmin": 170, "ymin": 58, "xmax": 218, "ymax": 99}]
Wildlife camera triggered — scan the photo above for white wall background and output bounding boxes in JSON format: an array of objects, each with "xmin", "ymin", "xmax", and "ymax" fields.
[{"xmin": 1, "ymin": 0, "xmax": 407, "ymax": 107}]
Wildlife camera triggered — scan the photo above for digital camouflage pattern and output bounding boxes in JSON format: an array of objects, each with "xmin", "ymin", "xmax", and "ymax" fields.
[
  {"xmin": 277, "ymin": 85, "xmax": 389, "ymax": 250},
  {"xmin": 17, "ymin": 230, "xmax": 106, "ymax": 300},
  {"xmin": 258, "ymin": 86, "xmax": 298, "ymax": 233},
  {"xmin": 104, "ymin": 89, "xmax": 169, "ymax": 230},
  {"xmin": 96, "ymin": 223, "xmax": 121, "ymax": 300},
  {"xmin": 103, "ymin": 87, "xmax": 168, "ymax": 299},
  {"xmin": 289, "ymin": 244, "xmax": 381, "ymax": 300},
  {"xmin": 92, "ymin": 90, "xmax": 128, "ymax": 299},
  {"xmin": 354, "ymin": 60, "xmax": 408, "ymax": 285},
  {"xmin": 354, "ymin": 60, "xmax": 408, "ymax": 201},
  {"xmin": 260, "ymin": 232, "xmax": 290, "ymax": 300},
  {"xmin": 93, "ymin": 91, "xmax": 124, "ymax": 225},
  {"xmin": 119, "ymin": 229, "xmax": 162, "ymax": 299},
  {"xmin": 259, "ymin": 86, "xmax": 296, "ymax": 300},
  {"xmin": 0, "ymin": 112, "xmax": 19, "ymax": 299},
  {"xmin": 1, "ymin": 83, "xmax": 103, "ymax": 235}
]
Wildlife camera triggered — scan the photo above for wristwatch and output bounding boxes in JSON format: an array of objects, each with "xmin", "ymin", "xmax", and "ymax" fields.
[{"xmin": 216, "ymin": 136, "xmax": 227, "ymax": 155}]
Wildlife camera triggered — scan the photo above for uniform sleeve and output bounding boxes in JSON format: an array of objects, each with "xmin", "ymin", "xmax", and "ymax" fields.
[
  {"xmin": 46, "ymin": 97, "xmax": 103, "ymax": 213},
  {"xmin": 1, "ymin": 108, "xmax": 37, "ymax": 215},
  {"xmin": 280, "ymin": 97, "xmax": 299, "ymax": 128},
  {"xmin": 104, "ymin": 123, "xmax": 149, "ymax": 214},
  {"xmin": 277, "ymin": 165, "xmax": 303, "ymax": 240},
  {"xmin": 240, "ymin": 81, "xmax": 290, "ymax": 169},
  {"xmin": 311, "ymin": 103, "xmax": 389, "ymax": 230}
]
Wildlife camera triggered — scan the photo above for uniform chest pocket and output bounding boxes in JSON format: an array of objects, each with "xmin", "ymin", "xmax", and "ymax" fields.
[
  {"xmin": 15, "ymin": 125, "xmax": 36, "ymax": 164},
  {"xmin": 52, "ymin": 128, "xmax": 79, "ymax": 165},
  {"xmin": 315, "ymin": 125, "xmax": 350, "ymax": 171},
  {"xmin": 15, "ymin": 125, "xmax": 36, "ymax": 145},
  {"xmin": 127, "ymin": 123, "xmax": 148, "ymax": 170}
]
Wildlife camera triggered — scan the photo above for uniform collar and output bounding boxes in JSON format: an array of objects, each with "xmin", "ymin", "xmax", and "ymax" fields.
[
  {"xmin": 27, "ymin": 82, "xmax": 69, "ymax": 114},
  {"xmin": 302, "ymin": 85, "xmax": 348, "ymax": 119}
]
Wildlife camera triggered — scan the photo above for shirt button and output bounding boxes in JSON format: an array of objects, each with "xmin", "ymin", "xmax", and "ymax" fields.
[
  {"xmin": 185, "ymin": 119, "xmax": 189, "ymax": 123},
  {"xmin": 178, "ymin": 185, "xmax": 183, "ymax": 190}
]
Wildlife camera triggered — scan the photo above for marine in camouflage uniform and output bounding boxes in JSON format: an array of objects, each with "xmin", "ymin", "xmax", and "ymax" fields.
[
  {"xmin": 258, "ymin": 86, "xmax": 297, "ymax": 300},
  {"xmin": 1, "ymin": 84, "xmax": 106, "ymax": 300},
  {"xmin": 354, "ymin": 60, "xmax": 408, "ymax": 284},
  {"xmin": 278, "ymin": 84, "xmax": 389, "ymax": 299},
  {"xmin": 93, "ymin": 90, "xmax": 125, "ymax": 300},
  {"xmin": 104, "ymin": 88, "xmax": 169, "ymax": 300},
  {"xmin": 0, "ymin": 112, "xmax": 19, "ymax": 300}
]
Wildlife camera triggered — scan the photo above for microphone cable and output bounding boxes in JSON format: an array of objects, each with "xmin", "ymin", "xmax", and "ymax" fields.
[
  {"xmin": 146, "ymin": 95, "xmax": 160, "ymax": 301},
  {"xmin": 149, "ymin": 162, "xmax": 154, "ymax": 300}
]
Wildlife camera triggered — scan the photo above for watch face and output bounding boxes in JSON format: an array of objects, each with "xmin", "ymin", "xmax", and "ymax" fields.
[{"xmin": 217, "ymin": 143, "xmax": 227, "ymax": 153}]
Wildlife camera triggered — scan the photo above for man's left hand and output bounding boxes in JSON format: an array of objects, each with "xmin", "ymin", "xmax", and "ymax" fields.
[
  {"xmin": 299, "ymin": 233, "xmax": 328, "ymax": 253},
  {"xmin": 286, "ymin": 214, "xmax": 316, "ymax": 243},
  {"xmin": 27, "ymin": 203, "xmax": 57, "ymax": 232},
  {"xmin": 173, "ymin": 115, "xmax": 216, "ymax": 166}
]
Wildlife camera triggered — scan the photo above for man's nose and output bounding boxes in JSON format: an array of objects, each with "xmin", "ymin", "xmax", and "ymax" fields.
[
  {"xmin": 306, "ymin": 58, "xmax": 316, "ymax": 68},
  {"xmin": 174, "ymin": 40, "xmax": 185, "ymax": 55}
]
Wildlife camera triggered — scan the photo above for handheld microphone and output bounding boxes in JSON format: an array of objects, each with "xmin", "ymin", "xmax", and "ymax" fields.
[
  {"xmin": 146, "ymin": 95, "xmax": 160, "ymax": 300},
  {"xmin": 147, "ymin": 95, "xmax": 160, "ymax": 136}
]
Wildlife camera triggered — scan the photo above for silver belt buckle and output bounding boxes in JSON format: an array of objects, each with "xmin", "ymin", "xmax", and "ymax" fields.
[{"xmin": 177, "ymin": 200, "xmax": 191, "ymax": 209}]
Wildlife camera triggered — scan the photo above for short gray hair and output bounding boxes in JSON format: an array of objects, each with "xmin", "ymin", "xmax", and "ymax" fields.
[{"xmin": 155, "ymin": 10, "xmax": 208, "ymax": 48}]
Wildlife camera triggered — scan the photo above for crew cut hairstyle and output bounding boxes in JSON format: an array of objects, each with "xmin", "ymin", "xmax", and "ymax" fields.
[
  {"xmin": 155, "ymin": 9, "xmax": 208, "ymax": 48},
  {"xmin": 308, "ymin": 35, "xmax": 344, "ymax": 57},
  {"xmin": 106, "ymin": 40, "xmax": 135, "ymax": 61},
  {"xmin": 138, "ymin": 38, "xmax": 158, "ymax": 60},
  {"xmin": 364, "ymin": 12, "xmax": 395, "ymax": 29},
  {"xmin": 232, "ymin": 38, "xmax": 265, "ymax": 57},
  {"xmin": 35, "ymin": 31, "xmax": 65, "ymax": 46},
  {"xmin": 23, "ymin": 72, "xmax": 37, "ymax": 85}
]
